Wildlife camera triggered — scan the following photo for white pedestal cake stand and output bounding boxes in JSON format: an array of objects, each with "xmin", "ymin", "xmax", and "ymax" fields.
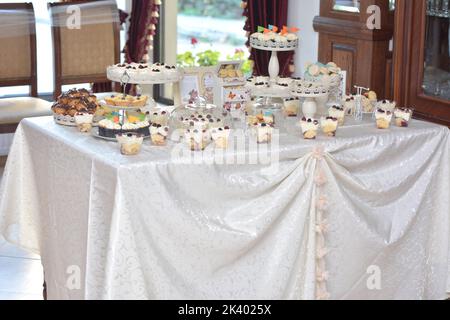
[
  {"xmin": 250, "ymin": 43, "xmax": 297, "ymax": 81},
  {"xmin": 291, "ymin": 90, "xmax": 330, "ymax": 119},
  {"xmin": 107, "ymin": 72, "xmax": 183, "ymax": 107},
  {"xmin": 248, "ymin": 43, "xmax": 298, "ymax": 110}
]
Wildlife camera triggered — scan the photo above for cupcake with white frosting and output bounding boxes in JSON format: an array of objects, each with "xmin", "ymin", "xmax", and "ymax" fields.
[
  {"xmin": 254, "ymin": 76, "xmax": 270, "ymax": 88},
  {"xmin": 277, "ymin": 77, "xmax": 293, "ymax": 88}
]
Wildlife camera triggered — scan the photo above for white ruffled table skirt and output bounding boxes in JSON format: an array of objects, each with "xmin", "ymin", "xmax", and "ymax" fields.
[{"xmin": 0, "ymin": 116, "xmax": 449, "ymax": 300}]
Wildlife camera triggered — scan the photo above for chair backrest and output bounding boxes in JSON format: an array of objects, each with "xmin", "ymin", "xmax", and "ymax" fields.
[
  {"xmin": 49, "ymin": 0, "xmax": 120, "ymax": 99},
  {"xmin": 0, "ymin": 3, "xmax": 37, "ymax": 97}
]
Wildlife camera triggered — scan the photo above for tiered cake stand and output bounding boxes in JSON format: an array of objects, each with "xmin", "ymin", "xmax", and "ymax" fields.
[
  {"xmin": 249, "ymin": 42, "xmax": 298, "ymax": 109},
  {"xmin": 250, "ymin": 43, "xmax": 297, "ymax": 82},
  {"xmin": 107, "ymin": 70, "xmax": 182, "ymax": 107}
]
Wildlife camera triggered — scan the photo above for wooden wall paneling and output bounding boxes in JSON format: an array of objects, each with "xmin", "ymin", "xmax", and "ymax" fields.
[
  {"xmin": 314, "ymin": 0, "xmax": 394, "ymax": 97},
  {"xmin": 393, "ymin": 0, "xmax": 450, "ymax": 126},
  {"xmin": 331, "ymin": 42, "xmax": 356, "ymax": 93}
]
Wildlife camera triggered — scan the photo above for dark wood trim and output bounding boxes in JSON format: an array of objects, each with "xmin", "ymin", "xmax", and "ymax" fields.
[
  {"xmin": 43, "ymin": 280, "xmax": 47, "ymax": 300},
  {"xmin": 314, "ymin": 0, "xmax": 394, "ymax": 97},
  {"xmin": 29, "ymin": 3, "xmax": 38, "ymax": 97},
  {"xmin": 0, "ymin": 78, "xmax": 34, "ymax": 87},
  {"xmin": 0, "ymin": 123, "xmax": 20, "ymax": 134},
  {"xmin": 49, "ymin": 2, "xmax": 63, "ymax": 100},
  {"xmin": 153, "ymin": 1, "xmax": 174, "ymax": 106},
  {"xmin": 393, "ymin": 0, "xmax": 450, "ymax": 126},
  {"xmin": 60, "ymin": 75, "xmax": 111, "ymax": 85},
  {"xmin": 0, "ymin": 3, "xmax": 37, "ymax": 97},
  {"xmin": 49, "ymin": 1, "xmax": 121, "ymax": 99},
  {"xmin": 313, "ymin": 16, "xmax": 394, "ymax": 41}
]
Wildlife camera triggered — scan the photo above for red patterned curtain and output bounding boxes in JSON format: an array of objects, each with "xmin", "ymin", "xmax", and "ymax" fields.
[
  {"xmin": 242, "ymin": 0, "xmax": 294, "ymax": 77},
  {"xmin": 124, "ymin": 0, "xmax": 161, "ymax": 63}
]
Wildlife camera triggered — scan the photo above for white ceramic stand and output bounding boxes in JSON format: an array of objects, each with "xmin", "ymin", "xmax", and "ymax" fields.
[
  {"xmin": 250, "ymin": 43, "xmax": 297, "ymax": 81},
  {"xmin": 268, "ymin": 51, "xmax": 280, "ymax": 82},
  {"xmin": 291, "ymin": 91, "xmax": 330, "ymax": 119},
  {"xmin": 247, "ymin": 44, "xmax": 298, "ymax": 110},
  {"xmin": 302, "ymin": 98, "xmax": 317, "ymax": 119}
]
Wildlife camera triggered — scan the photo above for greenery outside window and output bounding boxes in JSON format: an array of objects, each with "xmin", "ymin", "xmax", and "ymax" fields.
[{"xmin": 154, "ymin": 0, "xmax": 251, "ymax": 105}]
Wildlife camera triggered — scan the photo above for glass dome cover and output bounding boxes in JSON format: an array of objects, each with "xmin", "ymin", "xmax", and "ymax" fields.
[{"xmin": 170, "ymin": 96, "xmax": 232, "ymax": 133}]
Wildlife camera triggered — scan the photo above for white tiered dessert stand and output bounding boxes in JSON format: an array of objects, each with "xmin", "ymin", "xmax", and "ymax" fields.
[
  {"xmin": 249, "ymin": 43, "xmax": 298, "ymax": 109},
  {"xmin": 107, "ymin": 69, "xmax": 183, "ymax": 107}
]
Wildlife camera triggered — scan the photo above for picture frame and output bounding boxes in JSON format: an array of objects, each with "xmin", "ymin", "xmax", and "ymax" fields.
[{"xmin": 179, "ymin": 66, "xmax": 216, "ymax": 105}]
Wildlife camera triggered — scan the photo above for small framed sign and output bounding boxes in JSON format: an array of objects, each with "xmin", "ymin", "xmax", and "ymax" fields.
[{"xmin": 179, "ymin": 66, "xmax": 216, "ymax": 104}]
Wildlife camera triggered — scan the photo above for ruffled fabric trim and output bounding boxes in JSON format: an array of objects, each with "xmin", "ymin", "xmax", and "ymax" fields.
[{"xmin": 313, "ymin": 146, "xmax": 331, "ymax": 300}]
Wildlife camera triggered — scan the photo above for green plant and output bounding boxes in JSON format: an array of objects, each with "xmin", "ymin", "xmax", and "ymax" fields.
[
  {"xmin": 195, "ymin": 50, "xmax": 221, "ymax": 67},
  {"xmin": 177, "ymin": 49, "xmax": 253, "ymax": 76},
  {"xmin": 176, "ymin": 51, "xmax": 196, "ymax": 67}
]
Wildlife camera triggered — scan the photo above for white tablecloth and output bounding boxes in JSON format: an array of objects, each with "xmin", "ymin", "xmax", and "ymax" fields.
[{"xmin": 0, "ymin": 116, "xmax": 449, "ymax": 300}]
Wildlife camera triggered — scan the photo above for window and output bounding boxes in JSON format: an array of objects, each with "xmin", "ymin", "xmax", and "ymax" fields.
[
  {"xmin": 0, "ymin": 0, "xmax": 128, "ymax": 99},
  {"xmin": 155, "ymin": 0, "xmax": 250, "ymax": 104}
]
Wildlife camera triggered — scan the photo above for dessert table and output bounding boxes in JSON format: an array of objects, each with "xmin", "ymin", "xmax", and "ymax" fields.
[{"xmin": 0, "ymin": 116, "xmax": 449, "ymax": 300}]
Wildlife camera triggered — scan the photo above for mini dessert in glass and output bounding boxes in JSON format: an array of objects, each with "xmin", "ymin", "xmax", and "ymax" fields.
[
  {"xmin": 283, "ymin": 98, "xmax": 300, "ymax": 117},
  {"xmin": 342, "ymin": 96, "xmax": 356, "ymax": 115},
  {"xmin": 74, "ymin": 112, "xmax": 94, "ymax": 133},
  {"xmin": 150, "ymin": 123, "xmax": 169, "ymax": 146},
  {"xmin": 328, "ymin": 105, "xmax": 345, "ymax": 126},
  {"xmin": 375, "ymin": 109, "xmax": 393, "ymax": 129},
  {"xmin": 116, "ymin": 133, "xmax": 144, "ymax": 156},
  {"xmin": 211, "ymin": 126, "xmax": 231, "ymax": 149},
  {"xmin": 301, "ymin": 117, "xmax": 320, "ymax": 140},
  {"xmin": 394, "ymin": 108, "xmax": 413, "ymax": 127},
  {"xmin": 376, "ymin": 100, "xmax": 396, "ymax": 112},
  {"xmin": 245, "ymin": 98, "xmax": 256, "ymax": 116},
  {"xmin": 184, "ymin": 129, "xmax": 210, "ymax": 151},
  {"xmin": 262, "ymin": 111, "xmax": 275, "ymax": 125},
  {"xmin": 150, "ymin": 110, "xmax": 169, "ymax": 126},
  {"xmin": 254, "ymin": 123, "xmax": 274, "ymax": 144},
  {"xmin": 321, "ymin": 117, "xmax": 339, "ymax": 137}
]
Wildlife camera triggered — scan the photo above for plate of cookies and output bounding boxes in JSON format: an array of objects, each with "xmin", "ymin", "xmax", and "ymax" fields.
[
  {"xmin": 216, "ymin": 61, "xmax": 245, "ymax": 84},
  {"xmin": 51, "ymin": 88, "xmax": 106, "ymax": 126}
]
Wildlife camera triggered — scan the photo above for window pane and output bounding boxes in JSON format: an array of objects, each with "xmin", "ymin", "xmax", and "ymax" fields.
[
  {"xmin": 158, "ymin": 0, "xmax": 249, "ymax": 104},
  {"xmin": 177, "ymin": 0, "xmax": 248, "ymax": 66},
  {"xmin": 422, "ymin": 1, "xmax": 450, "ymax": 100},
  {"xmin": 333, "ymin": 0, "xmax": 360, "ymax": 13}
]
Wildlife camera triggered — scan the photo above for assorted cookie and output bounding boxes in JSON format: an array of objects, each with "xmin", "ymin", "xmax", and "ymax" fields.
[{"xmin": 51, "ymin": 88, "xmax": 99, "ymax": 118}]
